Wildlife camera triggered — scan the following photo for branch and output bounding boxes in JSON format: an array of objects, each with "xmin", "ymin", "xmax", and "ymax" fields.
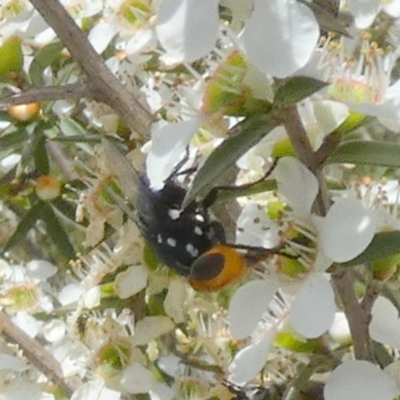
[
  {"xmin": 279, "ymin": 106, "xmax": 330, "ymax": 216},
  {"xmin": 0, "ymin": 311, "xmax": 81, "ymax": 396},
  {"xmin": 0, "ymin": 83, "xmax": 88, "ymax": 109},
  {"xmin": 29, "ymin": 0, "xmax": 153, "ymax": 138},
  {"xmin": 332, "ymin": 269, "xmax": 375, "ymax": 361}
]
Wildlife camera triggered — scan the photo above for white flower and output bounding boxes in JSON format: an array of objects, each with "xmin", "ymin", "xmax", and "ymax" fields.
[
  {"xmin": 156, "ymin": 0, "xmax": 220, "ymax": 63},
  {"xmin": 242, "ymin": 0, "xmax": 319, "ymax": 78},
  {"xmin": 146, "ymin": 118, "xmax": 202, "ymax": 190},
  {"xmin": 71, "ymin": 379, "xmax": 121, "ymax": 400},
  {"xmin": 369, "ymin": 296, "xmax": 400, "ymax": 349},
  {"xmin": 324, "ymin": 360, "xmax": 400, "ymax": 400},
  {"xmin": 347, "ymin": 0, "xmax": 400, "ymax": 29},
  {"xmin": 308, "ymin": 34, "xmax": 400, "ymax": 125},
  {"xmin": 228, "ymin": 156, "xmax": 378, "ymax": 384}
]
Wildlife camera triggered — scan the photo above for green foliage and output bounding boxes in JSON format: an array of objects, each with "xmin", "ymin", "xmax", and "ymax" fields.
[
  {"xmin": 273, "ymin": 76, "xmax": 328, "ymax": 108},
  {"xmin": 183, "ymin": 111, "xmax": 280, "ymax": 205}
]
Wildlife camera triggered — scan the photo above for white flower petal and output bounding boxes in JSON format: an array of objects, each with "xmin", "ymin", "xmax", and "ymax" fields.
[
  {"xmin": 115, "ymin": 265, "xmax": 148, "ymax": 299},
  {"xmin": 26, "ymin": 260, "xmax": 57, "ymax": 280},
  {"xmin": 58, "ymin": 283, "xmax": 84, "ymax": 306},
  {"xmin": 348, "ymin": 0, "xmax": 380, "ymax": 29},
  {"xmin": 149, "ymin": 382, "xmax": 175, "ymax": 400},
  {"xmin": 228, "ymin": 332, "xmax": 275, "ymax": 385},
  {"xmin": 88, "ymin": 21, "xmax": 117, "ymax": 54},
  {"xmin": 243, "ymin": 0, "xmax": 319, "ymax": 78},
  {"xmin": 313, "ymin": 100, "xmax": 349, "ymax": 136},
  {"xmin": 236, "ymin": 204, "xmax": 280, "ymax": 248},
  {"xmin": 229, "ymin": 280, "xmax": 279, "ymax": 339},
  {"xmin": 83, "ymin": 286, "xmax": 101, "ymax": 309},
  {"xmin": 164, "ymin": 277, "xmax": 187, "ymax": 323},
  {"xmin": 157, "ymin": 354, "xmax": 181, "ymax": 377},
  {"xmin": 126, "ymin": 29, "xmax": 156, "ymax": 56},
  {"xmin": 12, "ymin": 312, "xmax": 41, "ymax": 338},
  {"xmin": 275, "ymin": 157, "xmax": 318, "ymax": 215},
  {"xmin": 42, "ymin": 319, "xmax": 66, "ymax": 343},
  {"xmin": 156, "ymin": 0, "xmax": 219, "ymax": 62},
  {"xmin": 147, "ymin": 119, "xmax": 201, "ymax": 189},
  {"xmin": 324, "ymin": 360, "xmax": 400, "ymax": 400},
  {"xmin": 121, "ymin": 363, "xmax": 154, "ymax": 394},
  {"xmin": 2, "ymin": 384, "xmax": 55, "ymax": 400},
  {"xmin": 350, "ymin": 96, "xmax": 400, "ymax": 122},
  {"xmin": 0, "ymin": 353, "xmax": 28, "ymax": 372},
  {"xmin": 383, "ymin": 0, "xmax": 400, "ymax": 17},
  {"xmin": 316, "ymin": 198, "xmax": 376, "ymax": 262},
  {"xmin": 132, "ymin": 316, "xmax": 174, "ymax": 346},
  {"xmin": 329, "ymin": 312, "xmax": 351, "ymax": 345},
  {"xmin": 71, "ymin": 379, "xmax": 121, "ymax": 400},
  {"xmin": 369, "ymin": 296, "xmax": 400, "ymax": 349},
  {"xmin": 290, "ymin": 274, "xmax": 335, "ymax": 338}
]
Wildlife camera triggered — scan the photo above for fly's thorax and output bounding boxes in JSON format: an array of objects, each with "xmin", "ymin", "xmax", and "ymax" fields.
[{"xmin": 135, "ymin": 177, "xmax": 226, "ymax": 276}]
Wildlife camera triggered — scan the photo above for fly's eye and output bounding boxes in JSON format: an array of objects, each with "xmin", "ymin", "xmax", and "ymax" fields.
[{"xmin": 188, "ymin": 245, "xmax": 247, "ymax": 292}]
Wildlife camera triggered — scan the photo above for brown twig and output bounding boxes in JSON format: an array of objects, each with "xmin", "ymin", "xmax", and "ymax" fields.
[
  {"xmin": 332, "ymin": 269, "xmax": 375, "ymax": 361},
  {"xmin": 279, "ymin": 106, "xmax": 330, "ymax": 215},
  {"xmin": 0, "ymin": 83, "xmax": 88, "ymax": 110},
  {"xmin": 0, "ymin": 311, "xmax": 81, "ymax": 396},
  {"xmin": 29, "ymin": 0, "xmax": 153, "ymax": 138}
]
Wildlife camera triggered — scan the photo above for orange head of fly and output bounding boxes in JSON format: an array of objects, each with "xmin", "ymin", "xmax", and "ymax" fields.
[{"xmin": 187, "ymin": 244, "xmax": 248, "ymax": 292}]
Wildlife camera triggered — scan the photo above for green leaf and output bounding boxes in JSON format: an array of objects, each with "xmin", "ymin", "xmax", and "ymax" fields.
[
  {"xmin": 344, "ymin": 231, "xmax": 400, "ymax": 266},
  {"xmin": 40, "ymin": 203, "xmax": 75, "ymax": 259},
  {"xmin": 59, "ymin": 117, "xmax": 87, "ymax": 137},
  {"xmin": 328, "ymin": 141, "xmax": 400, "ymax": 167},
  {"xmin": 52, "ymin": 198, "xmax": 80, "ymax": 222},
  {"xmin": 33, "ymin": 132, "xmax": 50, "ymax": 174},
  {"xmin": 213, "ymin": 179, "xmax": 277, "ymax": 203},
  {"xmin": 29, "ymin": 42, "xmax": 65, "ymax": 86},
  {"xmin": 274, "ymin": 76, "xmax": 328, "ymax": 108},
  {"xmin": 183, "ymin": 112, "xmax": 279, "ymax": 206},
  {"xmin": 3, "ymin": 201, "xmax": 45, "ymax": 252},
  {"xmin": 18, "ymin": 121, "xmax": 53, "ymax": 171},
  {"xmin": 0, "ymin": 128, "xmax": 29, "ymax": 148}
]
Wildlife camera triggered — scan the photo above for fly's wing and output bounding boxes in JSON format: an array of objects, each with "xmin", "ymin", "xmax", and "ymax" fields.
[{"xmin": 102, "ymin": 139, "xmax": 155, "ymax": 227}]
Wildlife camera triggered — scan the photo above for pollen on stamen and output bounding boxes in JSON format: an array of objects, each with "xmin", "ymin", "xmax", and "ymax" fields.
[
  {"xmin": 73, "ymin": 243, "xmax": 119, "ymax": 288},
  {"xmin": 318, "ymin": 34, "xmax": 394, "ymax": 105}
]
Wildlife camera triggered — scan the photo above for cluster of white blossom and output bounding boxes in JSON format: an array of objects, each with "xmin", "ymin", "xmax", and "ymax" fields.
[{"xmin": 2, "ymin": 0, "xmax": 400, "ymax": 399}]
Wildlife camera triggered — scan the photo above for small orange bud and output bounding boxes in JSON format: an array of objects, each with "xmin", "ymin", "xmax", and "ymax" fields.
[
  {"xmin": 8, "ymin": 102, "xmax": 41, "ymax": 122},
  {"xmin": 35, "ymin": 175, "xmax": 61, "ymax": 201}
]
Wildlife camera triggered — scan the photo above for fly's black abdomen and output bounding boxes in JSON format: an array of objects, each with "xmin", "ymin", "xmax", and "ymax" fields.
[{"xmin": 135, "ymin": 178, "xmax": 225, "ymax": 276}]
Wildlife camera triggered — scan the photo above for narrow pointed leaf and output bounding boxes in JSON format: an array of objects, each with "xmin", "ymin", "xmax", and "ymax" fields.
[
  {"xmin": 183, "ymin": 112, "xmax": 279, "ymax": 206},
  {"xmin": 3, "ymin": 202, "xmax": 45, "ymax": 252},
  {"xmin": 274, "ymin": 76, "xmax": 328, "ymax": 108},
  {"xmin": 29, "ymin": 42, "xmax": 65, "ymax": 86},
  {"xmin": 328, "ymin": 141, "xmax": 400, "ymax": 167},
  {"xmin": 33, "ymin": 133, "xmax": 50, "ymax": 174},
  {"xmin": 40, "ymin": 203, "xmax": 75, "ymax": 259}
]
